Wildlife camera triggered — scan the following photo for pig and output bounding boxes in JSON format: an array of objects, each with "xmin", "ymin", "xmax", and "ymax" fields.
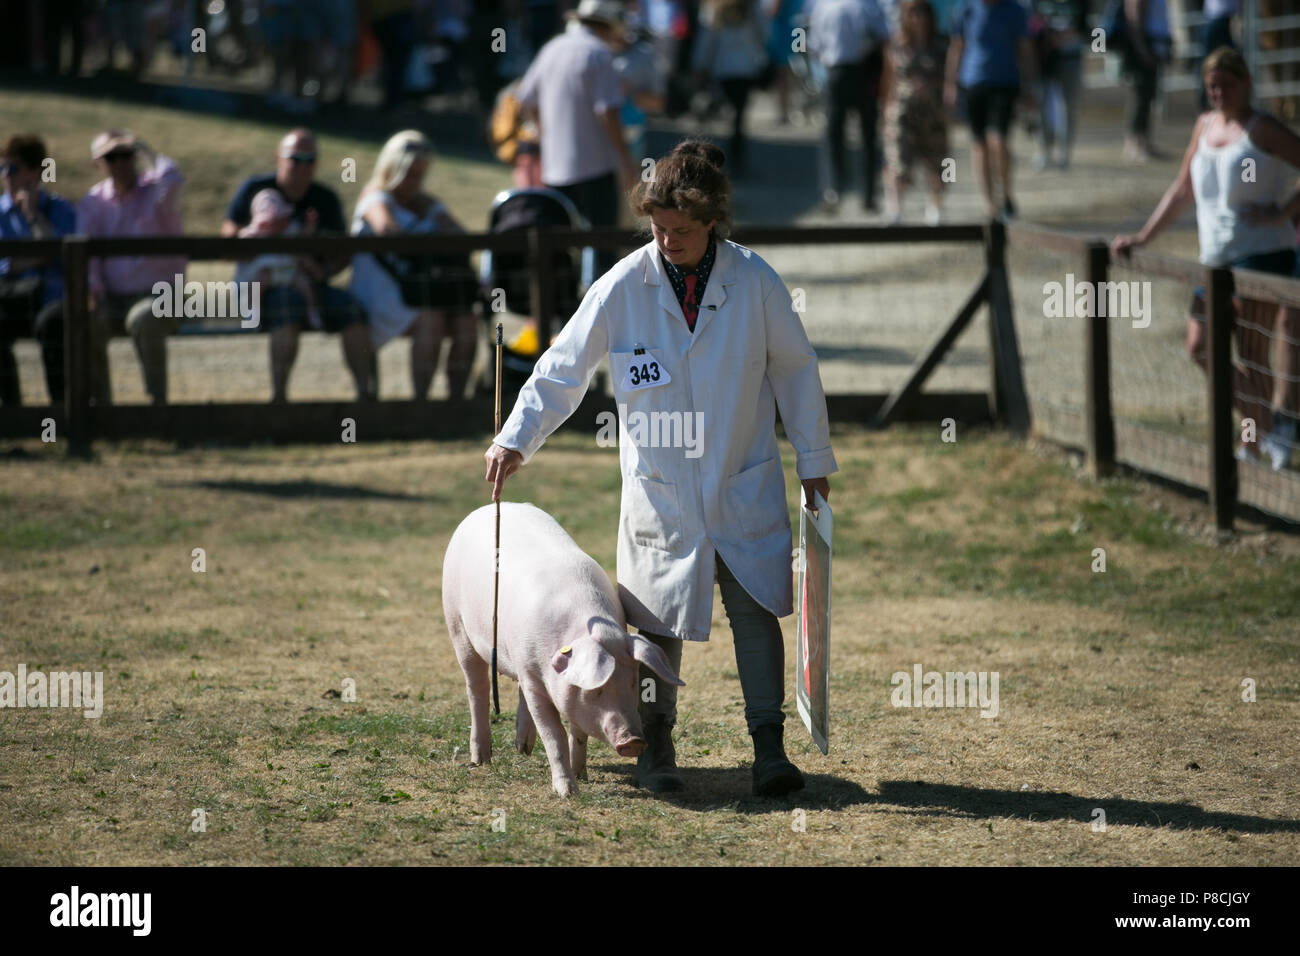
[{"xmin": 442, "ymin": 502, "xmax": 684, "ymax": 797}]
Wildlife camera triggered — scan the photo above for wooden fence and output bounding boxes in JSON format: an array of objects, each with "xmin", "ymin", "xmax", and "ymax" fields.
[
  {"xmin": 1006, "ymin": 222, "xmax": 1300, "ymax": 530},
  {"xmin": 4, "ymin": 221, "xmax": 1298, "ymax": 530},
  {"xmin": 0, "ymin": 224, "xmax": 1005, "ymax": 453}
]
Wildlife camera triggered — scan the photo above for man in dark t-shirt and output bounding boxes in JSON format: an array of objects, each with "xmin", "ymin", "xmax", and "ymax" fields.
[
  {"xmin": 221, "ymin": 128, "xmax": 373, "ymax": 402},
  {"xmin": 226, "ymin": 175, "xmax": 346, "ymax": 234}
]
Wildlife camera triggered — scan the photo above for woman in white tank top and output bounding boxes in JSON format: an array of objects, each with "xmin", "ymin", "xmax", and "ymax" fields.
[{"xmin": 1112, "ymin": 48, "xmax": 1300, "ymax": 470}]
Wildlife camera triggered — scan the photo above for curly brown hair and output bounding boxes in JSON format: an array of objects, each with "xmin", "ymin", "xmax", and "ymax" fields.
[{"xmin": 629, "ymin": 139, "xmax": 732, "ymax": 240}]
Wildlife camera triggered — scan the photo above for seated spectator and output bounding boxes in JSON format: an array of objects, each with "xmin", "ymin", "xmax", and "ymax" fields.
[
  {"xmin": 349, "ymin": 130, "xmax": 478, "ymax": 400},
  {"xmin": 222, "ymin": 128, "xmax": 373, "ymax": 403},
  {"xmin": 77, "ymin": 130, "xmax": 185, "ymax": 406},
  {"xmin": 0, "ymin": 134, "xmax": 76, "ymax": 406},
  {"xmin": 239, "ymin": 189, "xmax": 322, "ymax": 330}
]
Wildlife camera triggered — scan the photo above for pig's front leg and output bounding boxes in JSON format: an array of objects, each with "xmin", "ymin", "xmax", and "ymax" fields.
[
  {"xmin": 569, "ymin": 730, "xmax": 588, "ymax": 781},
  {"xmin": 520, "ymin": 680, "xmax": 578, "ymax": 797},
  {"xmin": 515, "ymin": 687, "xmax": 537, "ymax": 756}
]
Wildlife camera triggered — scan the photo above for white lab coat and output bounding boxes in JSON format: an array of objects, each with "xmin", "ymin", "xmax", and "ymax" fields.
[{"xmin": 493, "ymin": 237, "xmax": 838, "ymax": 642}]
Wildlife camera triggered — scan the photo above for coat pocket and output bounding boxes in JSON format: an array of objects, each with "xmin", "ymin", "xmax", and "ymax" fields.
[
  {"xmin": 727, "ymin": 456, "xmax": 788, "ymax": 539},
  {"xmin": 622, "ymin": 473, "xmax": 684, "ymax": 554}
]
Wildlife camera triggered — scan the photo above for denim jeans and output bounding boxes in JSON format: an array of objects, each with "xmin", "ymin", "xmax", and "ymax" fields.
[{"xmin": 638, "ymin": 551, "xmax": 786, "ymax": 734}]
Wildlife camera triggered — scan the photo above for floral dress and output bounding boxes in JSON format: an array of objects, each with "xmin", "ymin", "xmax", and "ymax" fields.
[{"xmin": 883, "ymin": 36, "xmax": 950, "ymax": 182}]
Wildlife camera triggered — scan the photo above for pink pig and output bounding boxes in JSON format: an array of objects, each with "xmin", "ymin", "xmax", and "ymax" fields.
[{"xmin": 442, "ymin": 503, "xmax": 684, "ymax": 797}]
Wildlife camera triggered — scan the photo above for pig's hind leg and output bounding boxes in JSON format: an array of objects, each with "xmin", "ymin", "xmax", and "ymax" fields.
[
  {"xmin": 449, "ymin": 616, "xmax": 492, "ymax": 765},
  {"xmin": 520, "ymin": 680, "xmax": 578, "ymax": 797},
  {"xmin": 515, "ymin": 688, "xmax": 537, "ymax": 755}
]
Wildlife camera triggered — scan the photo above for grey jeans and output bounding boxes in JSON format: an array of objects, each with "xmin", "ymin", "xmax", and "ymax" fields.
[{"xmin": 637, "ymin": 551, "xmax": 786, "ymax": 734}]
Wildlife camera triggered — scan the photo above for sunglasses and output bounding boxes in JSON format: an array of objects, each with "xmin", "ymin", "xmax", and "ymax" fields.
[
  {"xmin": 103, "ymin": 150, "xmax": 135, "ymax": 162},
  {"xmin": 283, "ymin": 152, "xmax": 317, "ymax": 165}
]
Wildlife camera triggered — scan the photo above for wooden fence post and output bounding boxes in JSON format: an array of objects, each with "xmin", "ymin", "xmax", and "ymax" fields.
[
  {"xmin": 1206, "ymin": 265, "xmax": 1236, "ymax": 531},
  {"xmin": 61, "ymin": 236, "xmax": 91, "ymax": 457},
  {"xmin": 1085, "ymin": 241, "xmax": 1115, "ymax": 477},
  {"xmin": 983, "ymin": 219, "xmax": 1031, "ymax": 436},
  {"xmin": 529, "ymin": 228, "xmax": 556, "ymax": 348}
]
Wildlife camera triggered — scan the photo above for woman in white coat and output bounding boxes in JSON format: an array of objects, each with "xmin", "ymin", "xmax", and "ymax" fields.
[{"xmin": 484, "ymin": 140, "xmax": 837, "ymax": 797}]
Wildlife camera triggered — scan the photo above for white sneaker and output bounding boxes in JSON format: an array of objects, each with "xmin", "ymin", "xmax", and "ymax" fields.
[{"xmin": 924, "ymin": 204, "xmax": 943, "ymax": 226}]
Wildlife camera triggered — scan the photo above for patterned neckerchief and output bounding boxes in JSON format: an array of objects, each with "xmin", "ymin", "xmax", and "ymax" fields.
[{"xmin": 660, "ymin": 234, "xmax": 717, "ymax": 333}]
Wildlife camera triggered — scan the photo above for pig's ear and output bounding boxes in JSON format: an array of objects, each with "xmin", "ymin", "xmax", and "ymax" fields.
[
  {"xmin": 628, "ymin": 634, "xmax": 686, "ymax": 686},
  {"xmin": 551, "ymin": 638, "xmax": 616, "ymax": 690}
]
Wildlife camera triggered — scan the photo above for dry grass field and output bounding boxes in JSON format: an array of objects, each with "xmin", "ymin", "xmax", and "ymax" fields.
[
  {"xmin": 2, "ymin": 82, "xmax": 1298, "ymax": 867},
  {"xmin": 2, "ymin": 425, "xmax": 1297, "ymax": 865}
]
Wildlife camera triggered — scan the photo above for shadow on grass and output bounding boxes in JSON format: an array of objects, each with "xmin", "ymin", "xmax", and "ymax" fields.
[
  {"xmin": 871, "ymin": 781, "xmax": 1300, "ymax": 834},
  {"xmin": 183, "ymin": 479, "xmax": 434, "ymax": 502},
  {"xmin": 596, "ymin": 769, "xmax": 1300, "ymax": 832}
]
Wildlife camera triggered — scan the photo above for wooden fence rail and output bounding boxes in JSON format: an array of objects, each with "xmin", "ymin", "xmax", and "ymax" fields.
[
  {"xmin": 1006, "ymin": 223, "xmax": 1300, "ymax": 531},
  {"xmin": 4, "ymin": 220, "xmax": 1299, "ymax": 529}
]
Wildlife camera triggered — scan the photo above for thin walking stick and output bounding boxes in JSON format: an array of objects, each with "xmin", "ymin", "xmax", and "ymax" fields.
[{"xmin": 491, "ymin": 323, "xmax": 503, "ymax": 716}]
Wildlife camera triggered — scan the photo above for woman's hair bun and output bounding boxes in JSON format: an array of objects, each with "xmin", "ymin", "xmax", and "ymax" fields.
[
  {"xmin": 672, "ymin": 139, "xmax": 725, "ymax": 171},
  {"xmin": 629, "ymin": 137, "xmax": 733, "ymax": 240}
]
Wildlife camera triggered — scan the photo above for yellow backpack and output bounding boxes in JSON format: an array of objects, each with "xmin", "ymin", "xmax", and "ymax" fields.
[{"xmin": 489, "ymin": 82, "xmax": 539, "ymax": 165}]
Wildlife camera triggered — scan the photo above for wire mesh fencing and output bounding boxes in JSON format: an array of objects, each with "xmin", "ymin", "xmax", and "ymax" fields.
[{"xmin": 1008, "ymin": 223, "xmax": 1300, "ymax": 525}]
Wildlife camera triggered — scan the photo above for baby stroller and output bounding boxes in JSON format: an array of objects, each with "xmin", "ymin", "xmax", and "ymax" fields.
[{"xmin": 476, "ymin": 187, "xmax": 596, "ymax": 394}]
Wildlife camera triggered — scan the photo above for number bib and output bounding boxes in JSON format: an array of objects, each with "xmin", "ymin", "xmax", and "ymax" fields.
[{"xmin": 617, "ymin": 349, "xmax": 672, "ymax": 392}]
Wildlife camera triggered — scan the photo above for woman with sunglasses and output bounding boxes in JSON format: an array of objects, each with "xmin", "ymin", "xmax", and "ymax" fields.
[{"xmin": 349, "ymin": 130, "xmax": 479, "ymax": 401}]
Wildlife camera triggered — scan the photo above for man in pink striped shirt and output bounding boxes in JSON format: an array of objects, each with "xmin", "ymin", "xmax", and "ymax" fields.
[{"xmin": 77, "ymin": 130, "xmax": 186, "ymax": 405}]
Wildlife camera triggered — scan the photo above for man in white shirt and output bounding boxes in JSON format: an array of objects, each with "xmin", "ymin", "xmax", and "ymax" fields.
[{"xmin": 516, "ymin": 0, "xmax": 639, "ymax": 276}]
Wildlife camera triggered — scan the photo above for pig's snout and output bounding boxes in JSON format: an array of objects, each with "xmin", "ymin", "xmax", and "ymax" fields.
[{"xmin": 615, "ymin": 737, "xmax": 646, "ymax": 758}]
